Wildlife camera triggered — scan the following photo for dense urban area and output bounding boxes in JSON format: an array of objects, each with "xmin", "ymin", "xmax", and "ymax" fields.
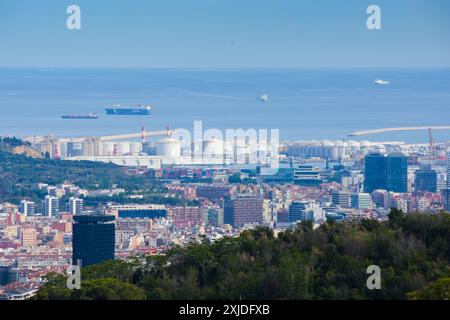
[{"xmin": 1, "ymin": 134, "xmax": 450, "ymax": 300}]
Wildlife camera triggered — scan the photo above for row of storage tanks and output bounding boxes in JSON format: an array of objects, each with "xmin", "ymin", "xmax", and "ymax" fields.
[
  {"xmin": 66, "ymin": 141, "xmax": 143, "ymax": 157},
  {"xmin": 66, "ymin": 138, "xmax": 392, "ymax": 160},
  {"xmin": 67, "ymin": 138, "xmax": 226, "ymax": 157},
  {"xmin": 104, "ymin": 138, "xmax": 259, "ymax": 158},
  {"xmin": 284, "ymin": 140, "xmax": 388, "ymax": 161},
  {"xmin": 153, "ymin": 138, "xmax": 275, "ymax": 158},
  {"xmin": 101, "ymin": 142, "xmax": 143, "ymax": 156},
  {"xmin": 152, "ymin": 138, "xmax": 236, "ymax": 158}
]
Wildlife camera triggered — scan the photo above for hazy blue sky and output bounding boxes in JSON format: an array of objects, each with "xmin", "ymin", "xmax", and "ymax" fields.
[{"xmin": 0, "ymin": 0, "xmax": 449, "ymax": 68}]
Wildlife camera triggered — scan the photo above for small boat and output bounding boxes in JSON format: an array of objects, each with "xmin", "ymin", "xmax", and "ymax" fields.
[
  {"xmin": 259, "ymin": 94, "xmax": 269, "ymax": 102},
  {"xmin": 374, "ymin": 79, "xmax": 389, "ymax": 85}
]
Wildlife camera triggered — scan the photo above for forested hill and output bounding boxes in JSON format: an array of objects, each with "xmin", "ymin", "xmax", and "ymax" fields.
[
  {"xmin": 0, "ymin": 137, "xmax": 160, "ymax": 204},
  {"xmin": 36, "ymin": 209, "xmax": 450, "ymax": 300}
]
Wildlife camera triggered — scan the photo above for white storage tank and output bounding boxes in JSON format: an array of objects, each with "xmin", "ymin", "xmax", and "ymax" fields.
[
  {"xmin": 102, "ymin": 142, "xmax": 115, "ymax": 156},
  {"xmin": 129, "ymin": 142, "xmax": 142, "ymax": 154},
  {"xmin": 157, "ymin": 138, "xmax": 180, "ymax": 157},
  {"xmin": 321, "ymin": 140, "xmax": 334, "ymax": 147},
  {"xmin": 203, "ymin": 138, "xmax": 224, "ymax": 164},
  {"xmin": 117, "ymin": 142, "xmax": 130, "ymax": 155},
  {"xmin": 203, "ymin": 139, "xmax": 224, "ymax": 157}
]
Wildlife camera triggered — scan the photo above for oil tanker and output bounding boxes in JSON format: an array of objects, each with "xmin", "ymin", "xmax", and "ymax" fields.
[{"xmin": 105, "ymin": 104, "xmax": 152, "ymax": 115}]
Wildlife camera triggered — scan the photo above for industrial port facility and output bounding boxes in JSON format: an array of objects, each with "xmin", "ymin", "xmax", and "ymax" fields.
[{"xmin": 21, "ymin": 125, "xmax": 450, "ymax": 170}]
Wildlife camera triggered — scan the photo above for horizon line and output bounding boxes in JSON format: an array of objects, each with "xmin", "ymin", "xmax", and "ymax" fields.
[{"xmin": 1, "ymin": 66, "xmax": 450, "ymax": 70}]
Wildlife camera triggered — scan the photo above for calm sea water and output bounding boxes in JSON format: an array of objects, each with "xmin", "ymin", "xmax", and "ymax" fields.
[{"xmin": 0, "ymin": 68, "xmax": 449, "ymax": 143}]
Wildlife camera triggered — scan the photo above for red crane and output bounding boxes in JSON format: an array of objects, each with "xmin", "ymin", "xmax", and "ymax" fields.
[
  {"xmin": 428, "ymin": 128, "xmax": 435, "ymax": 159},
  {"xmin": 141, "ymin": 126, "xmax": 146, "ymax": 144}
]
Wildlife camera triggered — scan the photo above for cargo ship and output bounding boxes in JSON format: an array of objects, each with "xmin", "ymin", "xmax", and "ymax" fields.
[
  {"xmin": 105, "ymin": 104, "xmax": 152, "ymax": 115},
  {"xmin": 62, "ymin": 113, "xmax": 98, "ymax": 119}
]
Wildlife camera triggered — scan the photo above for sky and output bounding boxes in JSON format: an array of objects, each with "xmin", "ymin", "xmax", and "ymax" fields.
[{"xmin": 0, "ymin": 0, "xmax": 449, "ymax": 68}]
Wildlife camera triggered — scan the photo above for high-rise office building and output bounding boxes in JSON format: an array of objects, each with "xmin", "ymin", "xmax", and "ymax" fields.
[
  {"xmin": 207, "ymin": 208, "xmax": 224, "ymax": 227},
  {"xmin": 332, "ymin": 191, "xmax": 350, "ymax": 208},
  {"xmin": 437, "ymin": 172, "xmax": 447, "ymax": 192},
  {"xmin": 442, "ymin": 155, "xmax": 450, "ymax": 211},
  {"xmin": 289, "ymin": 201, "xmax": 312, "ymax": 222},
  {"xmin": 443, "ymin": 189, "xmax": 450, "ymax": 211},
  {"xmin": 364, "ymin": 151, "xmax": 386, "ymax": 193},
  {"xmin": 224, "ymin": 194, "xmax": 263, "ymax": 227},
  {"xmin": 293, "ymin": 165, "xmax": 322, "ymax": 186},
  {"xmin": 351, "ymin": 193, "xmax": 371, "ymax": 209},
  {"xmin": 19, "ymin": 200, "xmax": 35, "ymax": 216},
  {"xmin": 44, "ymin": 195, "xmax": 59, "ymax": 217},
  {"xmin": 68, "ymin": 197, "xmax": 84, "ymax": 215},
  {"xmin": 415, "ymin": 165, "xmax": 437, "ymax": 193},
  {"xmin": 447, "ymin": 155, "xmax": 450, "ymax": 188},
  {"xmin": 386, "ymin": 152, "xmax": 408, "ymax": 193},
  {"xmin": 364, "ymin": 151, "xmax": 407, "ymax": 193},
  {"xmin": 107, "ymin": 204, "xmax": 167, "ymax": 219},
  {"xmin": 0, "ymin": 265, "xmax": 19, "ymax": 286},
  {"xmin": 72, "ymin": 215, "xmax": 115, "ymax": 267}
]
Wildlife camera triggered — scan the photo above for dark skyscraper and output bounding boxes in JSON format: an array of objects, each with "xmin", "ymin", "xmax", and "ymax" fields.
[
  {"xmin": 364, "ymin": 151, "xmax": 408, "ymax": 193},
  {"xmin": 442, "ymin": 155, "xmax": 450, "ymax": 212},
  {"xmin": 364, "ymin": 151, "xmax": 386, "ymax": 193},
  {"xmin": 72, "ymin": 215, "xmax": 115, "ymax": 268},
  {"xmin": 0, "ymin": 265, "xmax": 18, "ymax": 286},
  {"xmin": 386, "ymin": 152, "xmax": 408, "ymax": 193},
  {"xmin": 224, "ymin": 194, "xmax": 263, "ymax": 227},
  {"xmin": 415, "ymin": 165, "xmax": 437, "ymax": 193}
]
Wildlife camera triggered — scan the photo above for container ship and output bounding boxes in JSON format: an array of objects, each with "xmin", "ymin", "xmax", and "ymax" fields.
[
  {"xmin": 105, "ymin": 104, "xmax": 152, "ymax": 115},
  {"xmin": 62, "ymin": 113, "xmax": 98, "ymax": 119}
]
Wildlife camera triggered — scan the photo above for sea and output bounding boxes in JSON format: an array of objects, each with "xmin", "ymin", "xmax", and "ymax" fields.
[{"xmin": 0, "ymin": 68, "xmax": 449, "ymax": 143}]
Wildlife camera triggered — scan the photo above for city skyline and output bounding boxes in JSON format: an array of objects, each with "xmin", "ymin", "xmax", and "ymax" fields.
[{"xmin": 1, "ymin": 0, "xmax": 450, "ymax": 305}]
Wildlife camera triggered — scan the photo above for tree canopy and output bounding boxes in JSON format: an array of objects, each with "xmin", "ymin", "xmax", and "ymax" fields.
[{"xmin": 36, "ymin": 210, "xmax": 450, "ymax": 300}]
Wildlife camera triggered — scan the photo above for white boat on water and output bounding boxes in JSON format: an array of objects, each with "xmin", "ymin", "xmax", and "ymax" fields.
[
  {"xmin": 374, "ymin": 79, "xmax": 389, "ymax": 85},
  {"xmin": 259, "ymin": 94, "xmax": 269, "ymax": 102}
]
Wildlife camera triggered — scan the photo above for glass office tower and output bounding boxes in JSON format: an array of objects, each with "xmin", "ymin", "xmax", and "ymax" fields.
[
  {"xmin": 386, "ymin": 152, "xmax": 408, "ymax": 193},
  {"xmin": 364, "ymin": 151, "xmax": 386, "ymax": 193},
  {"xmin": 415, "ymin": 165, "xmax": 437, "ymax": 193},
  {"xmin": 72, "ymin": 215, "xmax": 115, "ymax": 268}
]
